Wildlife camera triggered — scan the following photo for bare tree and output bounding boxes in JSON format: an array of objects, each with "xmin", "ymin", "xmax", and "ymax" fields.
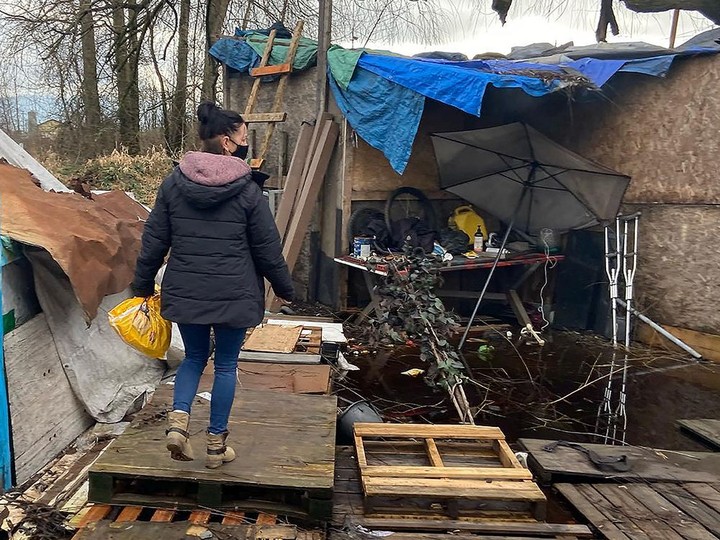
[{"xmin": 169, "ymin": 0, "xmax": 191, "ymax": 153}]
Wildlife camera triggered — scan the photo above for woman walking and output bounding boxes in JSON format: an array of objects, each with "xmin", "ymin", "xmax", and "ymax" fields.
[{"xmin": 133, "ymin": 102, "xmax": 294, "ymax": 468}]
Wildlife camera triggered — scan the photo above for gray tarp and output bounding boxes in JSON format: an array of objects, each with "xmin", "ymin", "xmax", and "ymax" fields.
[{"xmin": 27, "ymin": 249, "xmax": 165, "ymax": 422}]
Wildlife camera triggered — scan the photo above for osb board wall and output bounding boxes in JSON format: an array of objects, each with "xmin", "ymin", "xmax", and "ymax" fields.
[
  {"xmin": 557, "ymin": 55, "xmax": 720, "ymax": 204},
  {"xmin": 627, "ymin": 204, "xmax": 720, "ymax": 334},
  {"xmin": 347, "ymin": 101, "xmax": 467, "ymax": 200}
]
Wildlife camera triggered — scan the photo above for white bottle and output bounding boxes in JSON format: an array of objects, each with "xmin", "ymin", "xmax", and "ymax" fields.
[{"xmin": 473, "ymin": 226, "xmax": 485, "ymax": 253}]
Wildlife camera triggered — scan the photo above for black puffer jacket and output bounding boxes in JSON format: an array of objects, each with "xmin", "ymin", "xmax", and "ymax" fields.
[{"xmin": 132, "ymin": 151, "xmax": 294, "ymax": 329}]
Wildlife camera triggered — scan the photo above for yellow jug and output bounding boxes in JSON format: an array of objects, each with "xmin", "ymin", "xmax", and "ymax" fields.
[{"xmin": 448, "ymin": 206, "xmax": 488, "ymax": 242}]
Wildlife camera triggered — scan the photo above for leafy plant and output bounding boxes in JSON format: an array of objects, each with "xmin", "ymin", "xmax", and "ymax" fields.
[{"xmin": 369, "ymin": 243, "xmax": 466, "ymax": 390}]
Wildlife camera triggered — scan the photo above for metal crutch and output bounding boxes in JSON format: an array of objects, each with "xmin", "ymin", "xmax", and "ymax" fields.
[
  {"xmin": 614, "ymin": 212, "xmax": 639, "ymax": 444},
  {"xmin": 596, "ymin": 217, "xmax": 622, "ymax": 443}
]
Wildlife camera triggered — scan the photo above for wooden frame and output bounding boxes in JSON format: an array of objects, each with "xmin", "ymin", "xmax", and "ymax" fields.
[{"xmin": 353, "ymin": 423, "xmax": 546, "ymax": 519}]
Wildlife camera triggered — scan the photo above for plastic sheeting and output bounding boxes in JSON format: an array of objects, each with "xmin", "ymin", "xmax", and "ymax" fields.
[
  {"xmin": 329, "ymin": 66, "xmax": 424, "ymax": 175},
  {"xmin": 210, "ymin": 31, "xmax": 317, "ymax": 74},
  {"xmin": 26, "ymin": 249, "xmax": 164, "ymax": 423},
  {"xmin": 327, "ymin": 45, "xmax": 720, "ymax": 174}
]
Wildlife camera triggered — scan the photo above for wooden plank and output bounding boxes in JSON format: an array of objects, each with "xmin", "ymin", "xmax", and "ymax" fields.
[
  {"xmin": 359, "ymin": 465, "xmax": 532, "ymax": 480},
  {"xmin": 354, "ymin": 435, "xmax": 368, "ymax": 467},
  {"xmin": 658, "ymin": 483, "xmax": 720, "ymax": 537},
  {"xmin": 5, "ymin": 314, "xmax": 93, "ymax": 484},
  {"xmin": 278, "ymin": 119, "xmax": 339, "ymax": 274},
  {"xmin": 237, "ymin": 351, "xmax": 321, "ymax": 364},
  {"xmin": 520, "ymin": 438, "xmax": 720, "ymax": 483},
  {"xmin": 256, "ymin": 513, "xmax": 278, "ymax": 525},
  {"xmin": 636, "ymin": 323, "xmax": 720, "ymax": 362},
  {"xmin": 242, "ymin": 324, "xmax": 303, "ymax": 353},
  {"xmin": 72, "ymin": 520, "xmax": 297, "ymax": 540},
  {"xmin": 274, "ymin": 123, "xmax": 314, "ymax": 241},
  {"xmin": 555, "ymin": 484, "xmax": 630, "ymax": 540},
  {"xmin": 243, "ymin": 112, "xmax": 288, "ymax": 123},
  {"xmin": 625, "ymin": 483, "xmax": 716, "ymax": 540},
  {"xmin": 496, "ymin": 439, "xmax": 524, "ymax": 469},
  {"xmin": 682, "ymin": 482, "xmax": 720, "ymax": 514},
  {"xmin": 244, "ymin": 29, "xmax": 277, "ymax": 116},
  {"xmin": 222, "ymin": 511, "xmax": 246, "ymax": 525},
  {"xmin": 76, "ymin": 504, "xmax": 111, "ymax": 527},
  {"xmin": 150, "ymin": 509, "xmax": 176, "ymax": 522},
  {"xmin": 344, "ymin": 534, "xmax": 574, "ymax": 540},
  {"xmin": 189, "ymin": 510, "xmax": 212, "ymax": 524},
  {"xmin": 576, "ymin": 484, "xmax": 651, "ymax": 540},
  {"xmin": 593, "ymin": 483, "xmax": 684, "ymax": 540},
  {"xmin": 355, "ymin": 423, "xmax": 505, "ymax": 440},
  {"xmin": 425, "ymin": 439, "xmax": 444, "ymax": 467},
  {"xmin": 115, "ymin": 506, "xmax": 143, "ymax": 522},
  {"xmin": 678, "ymin": 419, "xmax": 720, "ymax": 450},
  {"xmin": 362, "ymin": 477, "xmax": 546, "ymax": 500},
  {"xmin": 250, "ymin": 63, "xmax": 292, "ymax": 77},
  {"xmin": 355, "ymin": 518, "xmax": 593, "ymax": 537}
]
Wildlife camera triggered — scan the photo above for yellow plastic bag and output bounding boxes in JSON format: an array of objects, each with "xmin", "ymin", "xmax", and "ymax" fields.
[
  {"xmin": 448, "ymin": 205, "xmax": 488, "ymax": 241},
  {"xmin": 108, "ymin": 294, "xmax": 171, "ymax": 359}
]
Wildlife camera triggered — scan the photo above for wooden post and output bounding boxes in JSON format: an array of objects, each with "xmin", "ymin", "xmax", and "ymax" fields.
[
  {"xmin": 317, "ymin": 0, "xmax": 332, "ymax": 113},
  {"xmin": 669, "ymin": 9, "xmax": 680, "ymax": 49}
]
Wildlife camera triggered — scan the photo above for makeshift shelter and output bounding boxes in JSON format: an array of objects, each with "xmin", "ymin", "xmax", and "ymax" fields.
[
  {"xmin": 219, "ymin": 27, "xmax": 720, "ymax": 358},
  {"xmin": 0, "ymin": 132, "xmax": 164, "ymax": 487}
]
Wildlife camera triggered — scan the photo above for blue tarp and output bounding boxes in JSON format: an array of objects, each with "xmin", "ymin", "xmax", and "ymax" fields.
[
  {"xmin": 328, "ymin": 47, "xmax": 719, "ymax": 174},
  {"xmin": 330, "ymin": 66, "xmax": 425, "ymax": 174},
  {"xmin": 210, "ymin": 38, "xmax": 259, "ymax": 73}
]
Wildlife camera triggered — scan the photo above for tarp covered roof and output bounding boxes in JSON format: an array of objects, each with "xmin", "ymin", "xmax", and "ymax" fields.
[{"xmin": 212, "ymin": 29, "xmax": 720, "ymax": 174}]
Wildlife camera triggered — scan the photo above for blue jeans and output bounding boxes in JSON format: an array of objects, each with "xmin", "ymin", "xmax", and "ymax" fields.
[{"xmin": 173, "ymin": 324, "xmax": 247, "ymax": 434}]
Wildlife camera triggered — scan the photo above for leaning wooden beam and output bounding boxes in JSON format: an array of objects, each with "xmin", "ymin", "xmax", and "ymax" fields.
[
  {"xmin": 267, "ymin": 118, "xmax": 339, "ymax": 310},
  {"xmin": 274, "ymin": 122, "xmax": 313, "ymax": 241}
]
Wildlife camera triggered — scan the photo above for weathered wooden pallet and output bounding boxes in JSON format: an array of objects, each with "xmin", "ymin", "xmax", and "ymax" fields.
[
  {"xmin": 69, "ymin": 504, "xmax": 320, "ymax": 539},
  {"xmin": 354, "ymin": 424, "xmax": 547, "ymax": 520},
  {"xmin": 88, "ymin": 386, "xmax": 336, "ymax": 520},
  {"xmin": 333, "ymin": 447, "xmax": 590, "ymax": 539},
  {"xmin": 557, "ymin": 482, "xmax": 720, "ymax": 540}
]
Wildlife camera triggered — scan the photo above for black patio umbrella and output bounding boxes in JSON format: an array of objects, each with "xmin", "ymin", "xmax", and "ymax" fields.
[{"xmin": 430, "ymin": 123, "xmax": 630, "ymax": 349}]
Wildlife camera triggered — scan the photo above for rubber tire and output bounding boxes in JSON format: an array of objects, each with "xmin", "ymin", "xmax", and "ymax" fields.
[
  {"xmin": 384, "ymin": 187, "xmax": 438, "ymax": 234},
  {"xmin": 347, "ymin": 207, "xmax": 385, "ymax": 241}
]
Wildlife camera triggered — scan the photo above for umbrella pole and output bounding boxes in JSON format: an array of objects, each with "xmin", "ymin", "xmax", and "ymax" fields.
[{"xmin": 457, "ymin": 215, "xmax": 517, "ymax": 353}]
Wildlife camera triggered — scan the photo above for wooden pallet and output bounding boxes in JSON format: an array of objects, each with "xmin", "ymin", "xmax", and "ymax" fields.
[
  {"xmin": 88, "ymin": 386, "xmax": 336, "ymax": 520},
  {"xmin": 333, "ymin": 447, "xmax": 591, "ymax": 539},
  {"xmin": 69, "ymin": 504, "xmax": 321, "ymax": 539},
  {"xmin": 557, "ymin": 482, "xmax": 720, "ymax": 540},
  {"xmin": 354, "ymin": 424, "xmax": 547, "ymax": 519}
]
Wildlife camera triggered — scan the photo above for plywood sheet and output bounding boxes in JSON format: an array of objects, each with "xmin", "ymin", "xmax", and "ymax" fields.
[
  {"xmin": 4, "ymin": 314, "xmax": 93, "ymax": 485},
  {"xmin": 520, "ymin": 438, "xmax": 720, "ymax": 484},
  {"xmin": 678, "ymin": 419, "xmax": 720, "ymax": 450},
  {"xmin": 242, "ymin": 324, "xmax": 303, "ymax": 353}
]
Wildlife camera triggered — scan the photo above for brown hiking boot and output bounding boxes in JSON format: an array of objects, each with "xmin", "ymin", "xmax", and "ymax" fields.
[
  {"xmin": 206, "ymin": 431, "xmax": 235, "ymax": 469},
  {"xmin": 166, "ymin": 411, "xmax": 194, "ymax": 461}
]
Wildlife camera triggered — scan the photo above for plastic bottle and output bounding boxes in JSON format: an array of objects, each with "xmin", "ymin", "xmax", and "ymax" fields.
[{"xmin": 473, "ymin": 226, "xmax": 485, "ymax": 253}]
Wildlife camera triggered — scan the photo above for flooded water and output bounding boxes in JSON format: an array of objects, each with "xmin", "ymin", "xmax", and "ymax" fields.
[{"xmin": 338, "ymin": 329, "xmax": 720, "ymax": 451}]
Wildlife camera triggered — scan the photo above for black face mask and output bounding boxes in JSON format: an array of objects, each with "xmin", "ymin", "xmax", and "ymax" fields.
[{"xmin": 232, "ymin": 144, "xmax": 249, "ymax": 160}]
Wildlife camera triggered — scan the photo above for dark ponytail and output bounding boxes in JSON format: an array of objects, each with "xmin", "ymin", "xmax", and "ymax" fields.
[{"xmin": 197, "ymin": 101, "xmax": 245, "ymax": 145}]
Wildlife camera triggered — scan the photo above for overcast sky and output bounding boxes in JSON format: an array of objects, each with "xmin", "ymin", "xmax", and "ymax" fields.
[{"xmin": 356, "ymin": 0, "xmax": 716, "ymax": 56}]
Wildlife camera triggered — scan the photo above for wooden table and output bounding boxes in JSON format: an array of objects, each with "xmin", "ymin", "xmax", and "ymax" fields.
[{"xmin": 335, "ymin": 252, "xmax": 564, "ymax": 323}]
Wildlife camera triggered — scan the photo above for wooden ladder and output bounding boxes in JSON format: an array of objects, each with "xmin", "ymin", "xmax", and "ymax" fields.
[{"xmin": 243, "ymin": 20, "xmax": 304, "ymax": 171}]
